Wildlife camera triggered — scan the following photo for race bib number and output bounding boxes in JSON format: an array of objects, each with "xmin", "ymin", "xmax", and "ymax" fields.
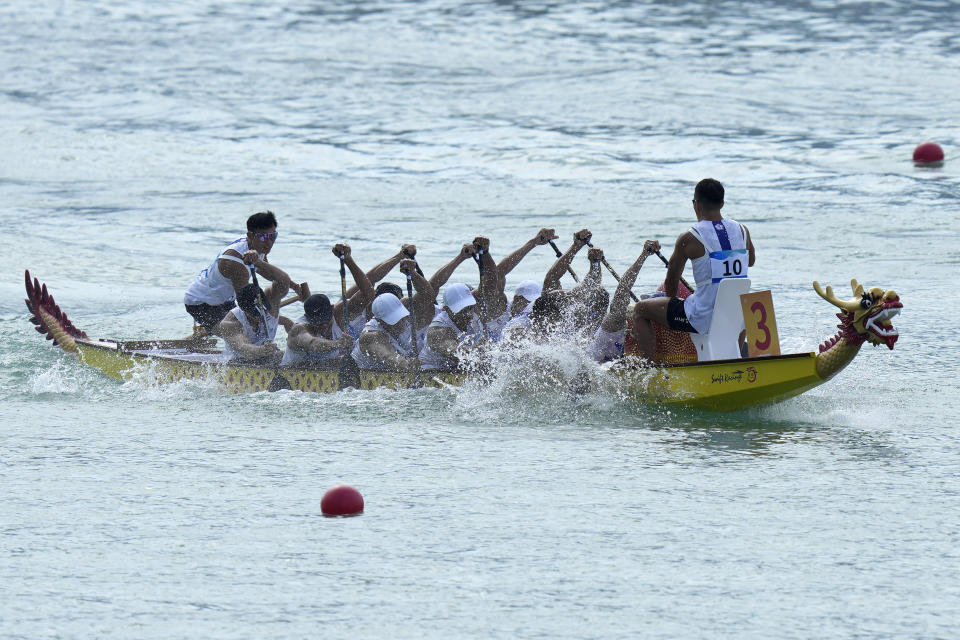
[
  {"xmin": 708, "ymin": 249, "xmax": 748, "ymax": 283},
  {"xmin": 740, "ymin": 290, "xmax": 780, "ymax": 357}
]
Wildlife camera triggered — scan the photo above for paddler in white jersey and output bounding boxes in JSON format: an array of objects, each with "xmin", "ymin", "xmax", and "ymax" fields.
[
  {"xmin": 351, "ymin": 260, "xmax": 433, "ymax": 372},
  {"xmin": 500, "ymin": 280, "xmax": 542, "ymax": 340},
  {"xmin": 420, "ymin": 283, "xmax": 481, "ymax": 370},
  {"xmin": 416, "ymin": 238, "xmax": 485, "ymax": 341},
  {"xmin": 529, "ymin": 229, "xmax": 609, "ymax": 339},
  {"xmin": 183, "ymin": 211, "xmax": 303, "ymax": 338},
  {"xmin": 336, "ymin": 243, "xmax": 420, "ymax": 338},
  {"xmin": 587, "ymin": 240, "xmax": 660, "ymax": 362},
  {"xmin": 631, "ymin": 178, "xmax": 756, "ymax": 359},
  {"xmin": 281, "ymin": 243, "xmax": 376, "ymax": 367},
  {"xmin": 479, "ymin": 228, "xmax": 558, "ymax": 341},
  {"xmin": 220, "ymin": 280, "xmax": 288, "ymax": 363}
]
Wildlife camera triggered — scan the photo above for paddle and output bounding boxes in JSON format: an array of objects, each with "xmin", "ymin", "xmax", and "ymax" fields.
[
  {"xmin": 472, "ymin": 249, "xmax": 490, "ymax": 340},
  {"xmin": 405, "ymin": 267, "xmax": 422, "ymax": 388},
  {"xmin": 656, "ymin": 251, "xmax": 695, "ymax": 293},
  {"xmin": 279, "ymin": 281, "xmax": 310, "ymax": 308},
  {"xmin": 247, "ymin": 265, "xmax": 272, "ymax": 333},
  {"xmin": 585, "ymin": 241, "xmax": 639, "ymax": 303},
  {"xmin": 339, "ymin": 254, "xmax": 349, "ymax": 332},
  {"xmin": 402, "ymin": 246, "xmax": 425, "ymax": 277},
  {"xmin": 402, "ymin": 246, "xmax": 433, "ymax": 304},
  {"xmin": 548, "ymin": 239, "xmax": 580, "ymax": 283}
]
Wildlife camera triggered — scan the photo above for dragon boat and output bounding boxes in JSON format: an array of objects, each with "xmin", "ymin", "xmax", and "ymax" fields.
[{"xmin": 23, "ymin": 269, "xmax": 901, "ymax": 411}]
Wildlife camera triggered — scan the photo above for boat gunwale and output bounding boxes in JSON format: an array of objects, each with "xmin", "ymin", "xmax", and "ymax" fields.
[
  {"xmin": 610, "ymin": 350, "xmax": 815, "ymax": 372},
  {"xmin": 76, "ymin": 337, "xmax": 467, "ymax": 377}
]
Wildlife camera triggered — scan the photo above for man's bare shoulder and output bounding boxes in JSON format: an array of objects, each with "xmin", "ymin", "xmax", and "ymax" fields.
[
  {"xmin": 218, "ymin": 313, "xmax": 240, "ymax": 332},
  {"xmin": 287, "ymin": 322, "xmax": 309, "ymax": 337},
  {"xmin": 427, "ymin": 324, "xmax": 456, "ymax": 339},
  {"xmin": 675, "ymin": 230, "xmax": 704, "ymax": 259},
  {"xmin": 218, "ymin": 254, "xmax": 247, "ymax": 278},
  {"xmin": 359, "ymin": 330, "xmax": 387, "ymax": 344}
]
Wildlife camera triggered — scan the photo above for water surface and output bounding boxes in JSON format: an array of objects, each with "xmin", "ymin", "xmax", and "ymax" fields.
[{"xmin": 2, "ymin": 1, "xmax": 959, "ymax": 638}]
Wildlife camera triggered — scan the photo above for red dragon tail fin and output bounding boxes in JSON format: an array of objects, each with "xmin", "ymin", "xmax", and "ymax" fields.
[{"xmin": 25, "ymin": 270, "xmax": 87, "ymax": 352}]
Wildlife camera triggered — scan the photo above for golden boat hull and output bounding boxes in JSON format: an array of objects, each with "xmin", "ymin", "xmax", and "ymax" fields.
[
  {"xmin": 610, "ymin": 353, "xmax": 823, "ymax": 411},
  {"xmin": 73, "ymin": 337, "xmax": 826, "ymax": 411},
  {"xmin": 75, "ymin": 339, "xmax": 467, "ymax": 394}
]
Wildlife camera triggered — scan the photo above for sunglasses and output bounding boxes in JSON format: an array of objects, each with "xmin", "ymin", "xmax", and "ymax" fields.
[{"xmin": 255, "ymin": 231, "xmax": 278, "ymax": 242}]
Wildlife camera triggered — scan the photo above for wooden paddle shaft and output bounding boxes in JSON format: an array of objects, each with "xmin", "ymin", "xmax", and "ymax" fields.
[{"xmin": 280, "ymin": 281, "xmax": 310, "ymax": 308}]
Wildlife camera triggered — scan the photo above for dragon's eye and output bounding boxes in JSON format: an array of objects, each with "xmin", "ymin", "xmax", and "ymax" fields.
[{"xmin": 860, "ymin": 294, "xmax": 873, "ymax": 309}]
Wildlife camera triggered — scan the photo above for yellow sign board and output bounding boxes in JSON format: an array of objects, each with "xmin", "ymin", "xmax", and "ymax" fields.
[{"xmin": 740, "ymin": 290, "xmax": 781, "ymax": 357}]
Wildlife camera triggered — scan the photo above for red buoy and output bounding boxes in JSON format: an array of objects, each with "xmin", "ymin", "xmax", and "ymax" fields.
[
  {"xmin": 321, "ymin": 484, "xmax": 364, "ymax": 516},
  {"xmin": 913, "ymin": 141, "xmax": 945, "ymax": 165}
]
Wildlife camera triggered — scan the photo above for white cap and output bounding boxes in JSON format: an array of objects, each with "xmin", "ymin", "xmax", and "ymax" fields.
[
  {"xmin": 514, "ymin": 280, "xmax": 542, "ymax": 301},
  {"xmin": 372, "ymin": 293, "xmax": 410, "ymax": 325},
  {"xmin": 443, "ymin": 283, "xmax": 477, "ymax": 313}
]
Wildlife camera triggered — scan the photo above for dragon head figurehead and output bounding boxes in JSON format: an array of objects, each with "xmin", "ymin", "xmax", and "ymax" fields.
[{"xmin": 813, "ymin": 279, "xmax": 902, "ymax": 350}]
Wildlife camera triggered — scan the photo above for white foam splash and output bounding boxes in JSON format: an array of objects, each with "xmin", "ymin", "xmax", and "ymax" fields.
[
  {"xmin": 119, "ymin": 356, "xmax": 223, "ymax": 401},
  {"xmin": 449, "ymin": 328, "xmax": 632, "ymax": 425},
  {"xmin": 30, "ymin": 359, "xmax": 82, "ymax": 394}
]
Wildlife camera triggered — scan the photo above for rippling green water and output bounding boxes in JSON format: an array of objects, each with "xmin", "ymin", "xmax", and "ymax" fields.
[{"xmin": 3, "ymin": 1, "xmax": 959, "ymax": 638}]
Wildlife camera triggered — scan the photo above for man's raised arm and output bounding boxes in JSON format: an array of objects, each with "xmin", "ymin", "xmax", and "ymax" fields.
[{"xmin": 543, "ymin": 229, "xmax": 591, "ymax": 293}]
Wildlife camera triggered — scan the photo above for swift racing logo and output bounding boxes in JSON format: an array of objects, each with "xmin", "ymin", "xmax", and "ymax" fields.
[{"xmin": 711, "ymin": 367, "xmax": 759, "ymax": 384}]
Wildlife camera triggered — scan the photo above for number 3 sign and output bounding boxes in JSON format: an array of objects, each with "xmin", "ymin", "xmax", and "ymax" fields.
[{"xmin": 739, "ymin": 290, "xmax": 780, "ymax": 357}]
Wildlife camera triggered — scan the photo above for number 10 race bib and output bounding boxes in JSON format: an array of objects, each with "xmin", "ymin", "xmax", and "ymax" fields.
[{"xmin": 708, "ymin": 249, "xmax": 748, "ymax": 283}]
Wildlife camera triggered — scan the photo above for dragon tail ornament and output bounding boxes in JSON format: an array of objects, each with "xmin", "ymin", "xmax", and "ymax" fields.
[{"xmin": 24, "ymin": 269, "xmax": 87, "ymax": 354}]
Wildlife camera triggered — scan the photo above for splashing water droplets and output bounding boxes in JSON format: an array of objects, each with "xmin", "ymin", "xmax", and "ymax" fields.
[
  {"xmin": 30, "ymin": 359, "xmax": 83, "ymax": 395},
  {"xmin": 449, "ymin": 329, "xmax": 624, "ymax": 426}
]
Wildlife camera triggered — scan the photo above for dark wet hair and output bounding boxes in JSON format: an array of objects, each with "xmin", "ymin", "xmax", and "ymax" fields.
[
  {"xmin": 530, "ymin": 291, "xmax": 565, "ymax": 331},
  {"xmin": 247, "ymin": 211, "xmax": 278, "ymax": 232},
  {"xmin": 530, "ymin": 288, "xmax": 609, "ymax": 335},
  {"xmin": 375, "ymin": 282, "xmax": 404, "ymax": 300},
  {"xmin": 237, "ymin": 283, "xmax": 269, "ymax": 314},
  {"xmin": 694, "ymin": 179, "xmax": 724, "ymax": 208}
]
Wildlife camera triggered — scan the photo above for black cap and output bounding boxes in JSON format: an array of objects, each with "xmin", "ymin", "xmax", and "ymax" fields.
[
  {"xmin": 303, "ymin": 294, "xmax": 333, "ymax": 324},
  {"xmin": 237, "ymin": 283, "xmax": 266, "ymax": 315}
]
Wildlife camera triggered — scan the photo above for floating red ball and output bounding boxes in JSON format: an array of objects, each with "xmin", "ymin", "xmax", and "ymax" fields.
[
  {"xmin": 321, "ymin": 484, "xmax": 364, "ymax": 516},
  {"xmin": 913, "ymin": 141, "xmax": 944, "ymax": 165}
]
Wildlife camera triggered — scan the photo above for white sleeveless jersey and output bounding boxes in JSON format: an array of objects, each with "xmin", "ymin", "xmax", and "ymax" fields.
[
  {"xmin": 184, "ymin": 237, "xmax": 262, "ymax": 306},
  {"xmin": 419, "ymin": 308, "xmax": 478, "ymax": 370},
  {"xmin": 222, "ymin": 307, "xmax": 279, "ymax": 362},
  {"xmin": 484, "ymin": 302, "xmax": 511, "ymax": 342},
  {"xmin": 684, "ymin": 218, "xmax": 748, "ymax": 334},
  {"xmin": 588, "ymin": 326, "xmax": 626, "ymax": 362},
  {"xmin": 347, "ymin": 310, "xmax": 368, "ymax": 338},
  {"xmin": 280, "ymin": 315, "xmax": 344, "ymax": 367},
  {"xmin": 350, "ymin": 318, "xmax": 417, "ymax": 370},
  {"xmin": 467, "ymin": 302, "xmax": 510, "ymax": 343},
  {"xmin": 501, "ymin": 312, "xmax": 532, "ymax": 340}
]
